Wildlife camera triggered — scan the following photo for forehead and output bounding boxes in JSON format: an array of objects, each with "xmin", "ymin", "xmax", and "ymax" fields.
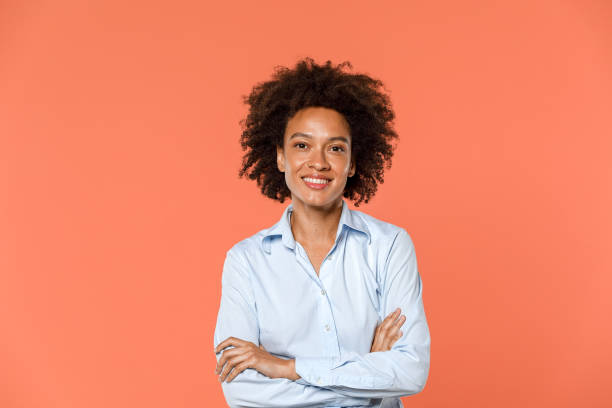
[{"xmin": 284, "ymin": 107, "xmax": 350, "ymax": 139}]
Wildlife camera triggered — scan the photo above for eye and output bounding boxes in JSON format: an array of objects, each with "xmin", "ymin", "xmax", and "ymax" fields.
[
  {"xmin": 294, "ymin": 142, "xmax": 307, "ymax": 149},
  {"xmin": 331, "ymin": 145, "xmax": 346, "ymax": 152}
]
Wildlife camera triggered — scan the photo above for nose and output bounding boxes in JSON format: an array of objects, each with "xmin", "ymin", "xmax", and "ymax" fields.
[{"xmin": 308, "ymin": 146, "xmax": 330, "ymax": 170}]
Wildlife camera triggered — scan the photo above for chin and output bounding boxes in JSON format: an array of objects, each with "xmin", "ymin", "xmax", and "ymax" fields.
[{"xmin": 296, "ymin": 191, "xmax": 342, "ymax": 207}]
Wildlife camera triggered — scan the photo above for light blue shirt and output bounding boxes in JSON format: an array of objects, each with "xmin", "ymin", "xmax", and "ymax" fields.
[{"xmin": 214, "ymin": 199, "xmax": 430, "ymax": 407}]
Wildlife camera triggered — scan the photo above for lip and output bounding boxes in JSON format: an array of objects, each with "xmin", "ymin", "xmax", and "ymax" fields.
[
  {"xmin": 302, "ymin": 175, "xmax": 331, "ymax": 190},
  {"xmin": 301, "ymin": 174, "xmax": 331, "ymax": 180}
]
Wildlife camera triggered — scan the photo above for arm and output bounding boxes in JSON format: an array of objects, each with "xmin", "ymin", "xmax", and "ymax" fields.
[
  {"xmin": 213, "ymin": 248, "xmax": 373, "ymax": 408},
  {"xmin": 292, "ymin": 229, "xmax": 431, "ymax": 399}
]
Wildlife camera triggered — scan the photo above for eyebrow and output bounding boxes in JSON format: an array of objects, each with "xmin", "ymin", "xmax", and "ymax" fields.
[{"xmin": 288, "ymin": 132, "xmax": 350, "ymax": 144}]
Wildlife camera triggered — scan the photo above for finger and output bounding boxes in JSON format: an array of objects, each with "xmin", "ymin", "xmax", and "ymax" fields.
[
  {"xmin": 389, "ymin": 331, "xmax": 403, "ymax": 348},
  {"xmin": 383, "ymin": 331, "xmax": 402, "ymax": 351},
  {"xmin": 215, "ymin": 337, "xmax": 233, "ymax": 354},
  {"xmin": 383, "ymin": 308, "xmax": 400, "ymax": 324},
  {"xmin": 226, "ymin": 358, "xmax": 253, "ymax": 382},
  {"xmin": 385, "ymin": 320, "xmax": 404, "ymax": 344},
  {"xmin": 215, "ymin": 337, "xmax": 247, "ymax": 354},
  {"xmin": 393, "ymin": 314, "xmax": 406, "ymax": 328},
  {"xmin": 216, "ymin": 336, "xmax": 249, "ymax": 353},
  {"xmin": 381, "ymin": 327, "xmax": 403, "ymax": 350},
  {"xmin": 382, "ymin": 308, "xmax": 401, "ymax": 329},
  {"xmin": 378, "ymin": 311, "xmax": 395, "ymax": 331},
  {"xmin": 390, "ymin": 329, "xmax": 402, "ymax": 341},
  {"xmin": 381, "ymin": 308, "xmax": 400, "ymax": 331},
  {"xmin": 219, "ymin": 353, "xmax": 249, "ymax": 382},
  {"xmin": 216, "ymin": 347, "xmax": 246, "ymax": 374}
]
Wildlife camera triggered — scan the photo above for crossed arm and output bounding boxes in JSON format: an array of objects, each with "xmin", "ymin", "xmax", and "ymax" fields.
[
  {"xmin": 213, "ymin": 229, "xmax": 430, "ymax": 406},
  {"xmin": 213, "ymin": 248, "xmax": 374, "ymax": 407},
  {"xmin": 215, "ymin": 307, "xmax": 404, "ymax": 382}
]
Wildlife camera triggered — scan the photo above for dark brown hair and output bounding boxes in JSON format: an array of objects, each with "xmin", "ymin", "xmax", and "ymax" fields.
[{"xmin": 238, "ymin": 57, "xmax": 398, "ymax": 206}]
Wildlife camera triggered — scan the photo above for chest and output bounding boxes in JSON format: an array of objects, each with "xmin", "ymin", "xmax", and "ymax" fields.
[{"xmin": 251, "ymin": 243, "xmax": 383, "ymax": 357}]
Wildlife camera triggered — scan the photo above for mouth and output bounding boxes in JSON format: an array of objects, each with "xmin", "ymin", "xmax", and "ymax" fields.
[{"xmin": 302, "ymin": 176, "xmax": 331, "ymax": 190}]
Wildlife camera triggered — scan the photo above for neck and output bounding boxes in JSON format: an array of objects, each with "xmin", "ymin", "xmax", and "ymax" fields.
[{"xmin": 290, "ymin": 199, "xmax": 343, "ymax": 246}]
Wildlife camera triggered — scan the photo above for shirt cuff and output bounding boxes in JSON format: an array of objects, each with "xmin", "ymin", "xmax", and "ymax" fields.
[
  {"xmin": 294, "ymin": 356, "xmax": 338, "ymax": 386},
  {"xmin": 294, "ymin": 354, "xmax": 395, "ymax": 389}
]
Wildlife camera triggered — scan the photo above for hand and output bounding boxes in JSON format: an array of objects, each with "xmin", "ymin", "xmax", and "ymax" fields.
[
  {"xmin": 370, "ymin": 308, "xmax": 406, "ymax": 352},
  {"xmin": 215, "ymin": 337, "xmax": 291, "ymax": 383}
]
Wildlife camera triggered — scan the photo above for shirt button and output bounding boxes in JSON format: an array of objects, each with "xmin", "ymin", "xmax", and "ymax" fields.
[
  {"xmin": 324, "ymin": 324, "xmax": 330, "ymax": 331},
  {"xmin": 320, "ymin": 289, "xmax": 326, "ymax": 296},
  {"xmin": 328, "ymin": 255, "xmax": 333, "ymax": 260}
]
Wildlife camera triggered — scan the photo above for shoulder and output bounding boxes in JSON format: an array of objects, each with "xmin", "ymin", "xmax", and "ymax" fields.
[
  {"xmin": 224, "ymin": 226, "xmax": 271, "ymax": 261},
  {"xmin": 350, "ymin": 208, "xmax": 414, "ymax": 249},
  {"xmin": 220, "ymin": 232, "xmax": 263, "ymax": 287},
  {"xmin": 221, "ymin": 226, "xmax": 280, "ymax": 286}
]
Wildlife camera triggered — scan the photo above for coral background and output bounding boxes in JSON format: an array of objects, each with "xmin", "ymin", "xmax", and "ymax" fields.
[{"xmin": 1, "ymin": 0, "xmax": 610, "ymax": 407}]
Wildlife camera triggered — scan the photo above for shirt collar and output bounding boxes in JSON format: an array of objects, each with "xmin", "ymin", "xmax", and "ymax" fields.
[{"xmin": 260, "ymin": 199, "xmax": 371, "ymax": 254}]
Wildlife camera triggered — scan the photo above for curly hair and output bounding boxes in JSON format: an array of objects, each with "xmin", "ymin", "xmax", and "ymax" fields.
[{"xmin": 238, "ymin": 57, "xmax": 398, "ymax": 207}]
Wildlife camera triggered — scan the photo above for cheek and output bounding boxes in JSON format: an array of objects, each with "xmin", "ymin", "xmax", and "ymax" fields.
[
  {"xmin": 283, "ymin": 160, "xmax": 299, "ymax": 183},
  {"xmin": 284, "ymin": 170, "xmax": 294, "ymax": 184},
  {"xmin": 285, "ymin": 155, "xmax": 306, "ymax": 174},
  {"xmin": 332, "ymin": 156, "xmax": 351, "ymax": 172}
]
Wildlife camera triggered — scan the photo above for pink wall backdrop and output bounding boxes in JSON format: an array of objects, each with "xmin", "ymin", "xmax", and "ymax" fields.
[{"xmin": 1, "ymin": 1, "xmax": 611, "ymax": 407}]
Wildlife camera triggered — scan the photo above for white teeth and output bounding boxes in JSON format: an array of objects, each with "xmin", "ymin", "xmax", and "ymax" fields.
[{"xmin": 303, "ymin": 177, "xmax": 330, "ymax": 184}]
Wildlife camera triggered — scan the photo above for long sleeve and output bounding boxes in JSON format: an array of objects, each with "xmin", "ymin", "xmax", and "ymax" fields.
[
  {"xmin": 294, "ymin": 229, "xmax": 431, "ymax": 399},
  {"xmin": 213, "ymin": 248, "xmax": 374, "ymax": 408}
]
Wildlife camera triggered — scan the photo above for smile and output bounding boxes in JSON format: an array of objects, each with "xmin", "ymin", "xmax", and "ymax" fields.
[
  {"xmin": 302, "ymin": 177, "xmax": 330, "ymax": 189},
  {"xmin": 303, "ymin": 177, "xmax": 330, "ymax": 184}
]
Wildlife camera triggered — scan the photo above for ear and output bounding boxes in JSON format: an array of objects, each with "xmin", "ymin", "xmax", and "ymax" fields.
[
  {"xmin": 348, "ymin": 158, "xmax": 356, "ymax": 177},
  {"xmin": 276, "ymin": 145, "xmax": 285, "ymax": 172}
]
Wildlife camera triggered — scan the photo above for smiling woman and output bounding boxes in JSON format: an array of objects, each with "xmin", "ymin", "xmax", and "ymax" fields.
[{"xmin": 213, "ymin": 58, "xmax": 430, "ymax": 408}]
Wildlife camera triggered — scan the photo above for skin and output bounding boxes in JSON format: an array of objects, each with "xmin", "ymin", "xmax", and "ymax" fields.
[
  {"xmin": 215, "ymin": 107, "xmax": 405, "ymax": 383},
  {"xmin": 278, "ymin": 106, "xmax": 355, "ymax": 276}
]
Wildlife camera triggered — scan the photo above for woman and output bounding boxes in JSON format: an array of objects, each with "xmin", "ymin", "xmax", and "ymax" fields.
[{"xmin": 213, "ymin": 58, "xmax": 430, "ymax": 408}]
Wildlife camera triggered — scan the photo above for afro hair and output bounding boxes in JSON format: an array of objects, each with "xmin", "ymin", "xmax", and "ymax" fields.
[{"xmin": 238, "ymin": 57, "xmax": 399, "ymax": 207}]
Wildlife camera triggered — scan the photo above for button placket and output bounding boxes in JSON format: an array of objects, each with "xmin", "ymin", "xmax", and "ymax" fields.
[
  {"xmin": 296, "ymin": 242, "xmax": 338, "ymax": 355},
  {"xmin": 294, "ymin": 243, "xmax": 320, "ymax": 284}
]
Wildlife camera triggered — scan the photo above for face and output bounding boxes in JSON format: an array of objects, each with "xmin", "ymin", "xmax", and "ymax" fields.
[{"xmin": 277, "ymin": 106, "xmax": 355, "ymax": 210}]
